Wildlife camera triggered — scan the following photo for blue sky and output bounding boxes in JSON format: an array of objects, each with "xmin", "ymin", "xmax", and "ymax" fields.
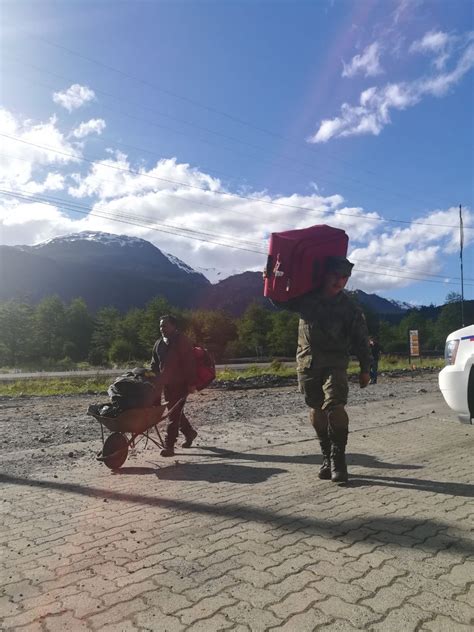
[{"xmin": 0, "ymin": 0, "xmax": 472, "ymax": 305}]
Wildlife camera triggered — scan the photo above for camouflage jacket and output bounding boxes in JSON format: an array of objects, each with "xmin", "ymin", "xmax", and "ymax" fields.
[{"xmin": 281, "ymin": 290, "xmax": 371, "ymax": 373}]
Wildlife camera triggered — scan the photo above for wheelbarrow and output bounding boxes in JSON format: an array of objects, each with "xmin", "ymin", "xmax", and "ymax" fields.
[{"xmin": 87, "ymin": 397, "xmax": 185, "ymax": 470}]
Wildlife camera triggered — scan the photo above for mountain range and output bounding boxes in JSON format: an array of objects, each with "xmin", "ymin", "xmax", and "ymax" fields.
[{"xmin": 0, "ymin": 231, "xmax": 413, "ymax": 316}]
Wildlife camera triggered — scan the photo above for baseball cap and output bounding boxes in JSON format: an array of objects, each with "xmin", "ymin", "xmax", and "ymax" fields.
[{"xmin": 325, "ymin": 256, "xmax": 354, "ymax": 277}]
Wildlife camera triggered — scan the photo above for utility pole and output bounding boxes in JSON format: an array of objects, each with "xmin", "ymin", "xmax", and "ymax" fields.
[{"xmin": 460, "ymin": 204, "xmax": 465, "ymax": 327}]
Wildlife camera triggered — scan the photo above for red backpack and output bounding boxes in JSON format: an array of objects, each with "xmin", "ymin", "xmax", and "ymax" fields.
[{"xmin": 193, "ymin": 346, "xmax": 216, "ymax": 391}]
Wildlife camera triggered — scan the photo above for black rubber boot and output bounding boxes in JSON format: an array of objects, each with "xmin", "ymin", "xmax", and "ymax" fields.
[
  {"xmin": 330, "ymin": 442, "xmax": 348, "ymax": 483},
  {"xmin": 160, "ymin": 447, "xmax": 175, "ymax": 457},
  {"xmin": 309, "ymin": 409, "xmax": 332, "ymax": 480},
  {"xmin": 318, "ymin": 439, "xmax": 332, "ymax": 480},
  {"xmin": 181, "ymin": 428, "xmax": 198, "ymax": 448},
  {"xmin": 327, "ymin": 406, "xmax": 349, "ymax": 483}
]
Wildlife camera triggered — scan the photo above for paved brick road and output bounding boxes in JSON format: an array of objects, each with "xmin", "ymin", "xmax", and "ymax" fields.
[{"xmin": 1, "ymin": 389, "xmax": 473, "ymax": 631}]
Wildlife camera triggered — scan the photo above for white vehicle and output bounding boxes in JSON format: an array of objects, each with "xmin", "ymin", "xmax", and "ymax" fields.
[{"xmin": 438, "ymin": 324, "xmax": 474, "ymax": 424}]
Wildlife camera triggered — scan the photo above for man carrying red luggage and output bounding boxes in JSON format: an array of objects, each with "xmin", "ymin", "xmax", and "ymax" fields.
[
  {"xmin": 151, "ymin": 315, "xmax": 198, "ymax": 457},
  {"xmin": 278, "ymin": 257, "xmax": 371, "ymax": 483}
]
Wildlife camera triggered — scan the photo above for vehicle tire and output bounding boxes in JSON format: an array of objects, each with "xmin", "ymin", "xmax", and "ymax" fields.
[
  {"xmin": 468, "ymin": 367, "xmax": 474, "ymax": 423},
  {"xmin": 102, "ymin": 432, "xmax": 128, "ymax": 469}
]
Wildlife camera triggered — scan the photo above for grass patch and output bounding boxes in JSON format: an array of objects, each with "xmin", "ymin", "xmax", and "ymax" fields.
[
  {"xmin": 217, "ymin": 363, "xmax": 296, "ymax": 381},
  {"xmin": 376, "ymin": 355, "xmax": 444, "ymax": 371},
  {"xmin": 0, "ymin": 357, "xmax": 444, "ymax": 397},
  {"xmin": 0, "ymin": 377, "xmax": 110, "ymax": 397},
  {"xmin": 0, "ymin": 366, "xmax": 296, "ymax": 396}
]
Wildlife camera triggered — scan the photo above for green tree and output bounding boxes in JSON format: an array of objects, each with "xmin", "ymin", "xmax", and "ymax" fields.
[
  {"xmin": 236, "ymin": 302, "xmax": 272, "ymax": 357},
  {"xmin": 266, "ymin": 310, "xmax": 299, "ymax": 357},
  {"xmin": 349, "ymin": 293, "xmax": 380, "ymax": 335},
  {"xmin": 445, "ymin": 292, "xmax": 462, "ymax": 304},
  {"xmin": 34, "ymin": 296, "xmax": 66, "ymax": 360},
  {"xmin": 109, "ymin": 338, "xmax": 134, "ymax": 364},
  {"xmin": 186, "ymin": 309, "xmax": 237, "ymax": 359},
  {"xmin": 435, "ymin": 301, "xmax": 464, "ymax": 346},
  {"xmin": 378, "ymin": 320, "xmax": 400, "ymax": 353},
  {"xmin": 139, "ymin": 296, "xmax": 175, "ymax": 350},
  {"xmin": 64, "ymin": 298, "xmax": 94, "ymax": 361},
  {"xmin": 117, "ymin": 308, "xmax": 147, "ymax": 360},
  {"xmin": 0, "ymin": 300, "xmax": 35, "ymax": 365},
  {"xmin": 90, "ymin": 306, "xmax": 121, "ymax": 364}
]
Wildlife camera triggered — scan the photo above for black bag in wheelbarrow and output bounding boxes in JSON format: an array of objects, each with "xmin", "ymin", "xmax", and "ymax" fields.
[{"xmin": 107, "ymin": 367, "xmax": 159, "ymax": 412}]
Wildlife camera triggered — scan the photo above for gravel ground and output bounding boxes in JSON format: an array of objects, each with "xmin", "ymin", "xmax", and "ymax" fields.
[{"xmin": 0, "ymin": 370, "xmax": 441, "ymax": 478}]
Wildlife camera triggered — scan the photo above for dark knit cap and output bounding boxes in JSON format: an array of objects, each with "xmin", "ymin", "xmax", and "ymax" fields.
[{"xmin": 325, "ymin": 256, "xmax": 354, "ymax": 277}]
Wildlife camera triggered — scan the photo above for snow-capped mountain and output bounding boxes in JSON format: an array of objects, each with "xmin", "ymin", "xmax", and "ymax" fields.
[
  {"xmin": 1, "ymin": 231, "xmax": 210, "ymax": 311},
  {"xmin": 350, "ymin": 290, "xmax": 409, "ymax": 315},
  {"xmin": 164, "ymin": 252, "xmax": 199, "ymax": 276},
  {"xmin": 36, "ymin": 231, "xmax": 147, "ymax": 248}
]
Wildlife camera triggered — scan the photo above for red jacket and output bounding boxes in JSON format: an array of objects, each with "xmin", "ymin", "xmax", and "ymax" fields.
[{"xmin": 151, "ymin": 332, "xmax": 197, "ymax": 386}]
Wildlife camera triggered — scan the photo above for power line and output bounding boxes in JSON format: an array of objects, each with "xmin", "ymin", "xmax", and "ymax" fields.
[
  {"xmin": 5, "ymin": 169, "xmax": 473, "ymax": 283},
  {"xmin": 11, "ymin": 182, "xmax": 472, "ymax": 282},
  {"xmin": 350, "ymin": 256, "xmax": 474, "ymax": 283},
  {"xmin": 5, "ymin": 185, "xmax": 472, "ymax": 283},
  {"xmin": 6, "ymin": 149, "xmax": 473, "ymax": 277},
  {"xmin": 2, "ymin": 188, "xmax": 472, "ymax": 288},
  {"xmin": 350, "ymin": 267, "xmax": 473, "ymax": 287},
  {"xmin": 0, "ymin": 189, "xmax": 266, "ymax": 254},
  {"xmin": 2, "ymin": 133, "xmax": 471, "ymax": 232}
]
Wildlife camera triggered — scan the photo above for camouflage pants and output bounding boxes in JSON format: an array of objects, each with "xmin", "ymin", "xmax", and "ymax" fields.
[{"xmin": 298, "ymin": 367, "xmax": 349, "ymax": 438}]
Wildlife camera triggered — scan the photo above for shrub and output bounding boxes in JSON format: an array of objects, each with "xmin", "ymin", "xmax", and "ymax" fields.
[{"xmin": 109, "ymin": 339, "xmax": 133, "ymax": 364}]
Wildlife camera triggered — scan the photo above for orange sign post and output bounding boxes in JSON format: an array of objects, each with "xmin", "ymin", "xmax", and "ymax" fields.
[{"xmin": 409, "ymin": 329, "xmax": 420, "ymax": 365}]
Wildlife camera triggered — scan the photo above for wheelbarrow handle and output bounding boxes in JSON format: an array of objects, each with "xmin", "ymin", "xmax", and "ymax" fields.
[{"xmin": 160, "ymin": 396, "xmax": 187, "ymax": 421}]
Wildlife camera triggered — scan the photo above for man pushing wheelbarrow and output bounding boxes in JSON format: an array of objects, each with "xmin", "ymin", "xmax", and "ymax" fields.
[
  {"xmin": 88, "ymin": 314, "xmax": 203, "ymax": 469},
  {"xmin": 150, "ymin": 314, "xmax": 198, "ymax": 457}
]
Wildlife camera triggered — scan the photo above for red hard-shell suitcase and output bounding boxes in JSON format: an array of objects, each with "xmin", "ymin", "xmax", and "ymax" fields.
[{"xmin": 263, "ymin": 224, "xmax": 348, "ymax": 302}]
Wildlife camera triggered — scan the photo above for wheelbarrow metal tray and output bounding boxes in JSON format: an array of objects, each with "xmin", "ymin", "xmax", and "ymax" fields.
[{"xmin": 89, "ymin": 404, "xmax": 167, "ymax": 434}]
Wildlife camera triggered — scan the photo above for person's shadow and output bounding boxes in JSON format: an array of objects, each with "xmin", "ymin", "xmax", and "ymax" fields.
[
  {"xmin": 113, "ymin": 463, "xmax": 287, "ymax": 484},
  {"xmin": 195, "ymin": 445, "xmax": 422, "ymax": 471},
  {"xmin": 156, "ymin": 462, "xmax": 288, "ymax": 484},
  {"xmin": 349, "ymin": 473, "xmax": 474, "ymax": 498}
]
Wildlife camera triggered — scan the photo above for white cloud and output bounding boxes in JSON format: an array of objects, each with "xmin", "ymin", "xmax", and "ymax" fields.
[
  {"xmin": 0, "ymin": 108, "xmax": 80, "ymax": 193},
  {"xmin": 411, "ymin": 30, "xmax": 451, "ymax": 54},
  {"xmin": 3, "ymin": 148, "xmax": 367, "ymax": 275},
  {"xmin": 348, "ymin": 206, "xmax": 472, "ymax": 292},
  {"xmin": 392, "ymin": 0, "xmax": 415, "ymax": 25},
  {"xmin": 71, "ymin": 118, "xmax": 106, "ymax": 139},
  {"xmin": 310, "ymin": 39, "xmax": 474, "ymax": 143},
  {"xmin": 342, "ymin": 42, "xmax": 384, "ymax": 78},
  {"xmin": 53, "ymin": 84, "xmax": 96, "ymax": 112},
  {"xmin": 23, "ymin": 173, "xmax": 65, "ymax": 194},
  {"xmin": 68, "ymin": 152, "xmax": 222, "ymax": 200},
  {"xmin": 0, "ymin": 198, "xmax": 84, "ymax": 246},
  {"xmin": 410, "ymin": 30, "xmax": 455, "ymax": 70}
]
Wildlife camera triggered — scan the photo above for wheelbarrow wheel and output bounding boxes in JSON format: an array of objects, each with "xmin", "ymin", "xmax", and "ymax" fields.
[{"xmin": 102, "ymin": 432, "xmax": 128, "ymax": 469}]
